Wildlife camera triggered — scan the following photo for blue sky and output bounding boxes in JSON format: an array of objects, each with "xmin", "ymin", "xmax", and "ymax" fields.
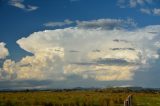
[{"xmin": 0, "ymin": 0, "xmax": 160, "ymax": 89}]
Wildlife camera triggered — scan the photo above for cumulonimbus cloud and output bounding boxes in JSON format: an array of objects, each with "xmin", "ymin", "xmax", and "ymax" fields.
[{"xmin": 1, "ymin": 20, "xmax": 160, "ymax": 81}]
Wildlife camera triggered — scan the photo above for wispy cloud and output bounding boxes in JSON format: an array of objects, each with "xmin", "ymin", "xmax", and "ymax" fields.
[
  {"xmin": 117, "ymin": 0, "xmax": 153, "ymax": 8},
  {"xmin": 117, "ymin": 0, "xmax": 160, "ymax": 16},
  {"xmin": 140, "ymin": 8, "xmax": 151, "ymax": 14},
  {"xmin": 44, "ymin": 19, "xmax": 74, "ymax": 27},
  {"xmin": 44, "ymin": 18, "xmax": 136, "ymax": 29},
  {"xmin": 129, "ymin": 0, "xmax": 152, "ymax": 8},
  {"xmin": 76, "ymin": 18, "xmax": 137, "ymax": 29},
  {"xmin": 153, "ymin": 8, "xmax": 160, "ymax": 16},
  {"xmin": 140, "ymin": 8, "xmax": 160, "ymax": 16},
  {"xmin": 8, "ymin": 0, "xmax": 38, "ymax": 11},
  {"xmin": 117, "ymin": 0, "xmax": 126, "ymax": 8}
]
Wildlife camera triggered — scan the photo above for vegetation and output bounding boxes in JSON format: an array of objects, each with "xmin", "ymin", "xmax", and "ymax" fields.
[
  {"xmin": 0, "ymin": 90, "xmax": 127, "ymax": 106},
  {"xmin": 0, "ymin": 88, "xmax": 160, "ymax": 106},
  {"xmin": 132, "ymin": 93, "xmax": 160, "ymax": 106}
]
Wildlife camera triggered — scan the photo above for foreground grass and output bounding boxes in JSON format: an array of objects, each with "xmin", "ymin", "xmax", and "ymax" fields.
[
  {"xmin": 132, "ymin": 93, "xmax": 160, "ymax": 106},
  {"xmin": 0, "ymin": 91, "xmax": 127, "ymax": 106},
  {"xmin": 1, "ymin": 90, "xmax": 160, "ymax": 106}
]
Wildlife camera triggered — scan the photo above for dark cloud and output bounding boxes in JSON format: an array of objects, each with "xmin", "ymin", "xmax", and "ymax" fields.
[
  {"xmin": 96, "ymin": 58, "xmax": 137, "ymax": 66},
  {"xmin": 148, "ymin": 31, "xmax": 159, "ymax": 34},
  {"xmin": 71, "ymin": 58, "xmax": 138, "ymax": 66},
  {"xmin": 113, "ymin": 39, "xmax": 129, "ymax": 43},
  {"xmin": 71, "ymin": 62, "xmax": 95, "ymax": 66},
  {"xmin": 110, "ymin": 48, "xmax": 135, "ymax": 51},
  {"xmin": 92, "ymin": 49, "xmax": 101, "ymax": 52},
  {"xmin": 19, "ymin": 63, "xmax": 32, "ymax": 67},
  {"xmin": 69, "ymin": 50, "xmax": 80, "ymax": 53}
]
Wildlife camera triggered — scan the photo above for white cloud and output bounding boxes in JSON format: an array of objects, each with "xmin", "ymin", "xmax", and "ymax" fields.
[
  {"xmin": 44, "ymin": 18, "xmax": 136, "ymax": 29},
  {"xmin": 117, "ymin": 0, "xmax": 153, "ymax": 8},
  {"xmin": 153, "ymin": 8, "xmax": 160, "ymax": 16},
  {"xmin": 1, "ymin": 20, "xmax": 160, "ymax": 81},
  {"xmin": 117, "ymin": 0, "xmax": 126, "ymax": 8},
  {"xmin": 154, "ymin": 41, "xmax": 160, "ymax": 48},
  {"xmin": 9, "ymin": 0, "xmax": 38, "ymax": 11},
  {"xmin": 140, "ymin": 8, "xmax": 151, "ymax": 14},
  {"xmin": 117, "ymin": 0, "xmax": 160, "ymax": 16},
  {"xmin": 129, "ymin": 0, "xmax": 137, "ymax": 7},
  {"xmin": 0, "ymin": 47, "xmax": 65, "ymax": 80},
  {"xmin": 44, "ymin": 19, "xmax": 73, "ymax": 27},
  {"xmin": 140, "ymin": 8, "xmax": 160, "ymax": 16},
  {"xmin": 76, "ymin": 18, "xmax": 137, "ymax": 29},
  {"xmin": 26, "ymin": 5, "xmax": 38, "ymax": 11},
  {"xmin": 130, "ymin": 0, "xmax": 153, "ymax": 7},
  {"xmin": 0, "ymin": 42, "xmax": 9, "ymax": 59}
]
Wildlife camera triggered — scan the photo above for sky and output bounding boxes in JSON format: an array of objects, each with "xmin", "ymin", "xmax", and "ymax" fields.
[{"xmin": 0, "ymin": 0, "xmax": 160, "ymax": 89}]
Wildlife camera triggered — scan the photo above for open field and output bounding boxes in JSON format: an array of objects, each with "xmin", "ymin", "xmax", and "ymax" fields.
[
  {"xmin": 132, "ymin": 93, "xmax": 160, "ymax": 106},
  {"xmin": 0, "ymin": 90, "xmax": 128, "ymax": 106},
  {"xmin": 0, "ymin": 89, "xmax": 160, "ymax": 106}
]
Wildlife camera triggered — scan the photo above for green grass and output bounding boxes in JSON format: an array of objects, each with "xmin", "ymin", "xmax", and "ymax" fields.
[
  {"xmin": 132, "ymin": 93, "xmax": 160, "ymax": 106},
  {"xmin": 0, "ymin": 91, "xmax": 127, "ymax": 106},
  {"xmin": 1, "ymin": 91, "xmax": 160, "ymax": 106}
]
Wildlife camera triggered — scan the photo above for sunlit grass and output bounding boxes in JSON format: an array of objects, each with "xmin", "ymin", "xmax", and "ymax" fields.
[
  {"xmin": 1, "ymin": 90, "xmax": 160, "ymax": 106},
  {"xmin": 0, "ymin": 91, "xmax": 127, "ymax": 106},
  {"xmin": 132, "ymin": 93, "xmax": 160, "ymax": 106}
]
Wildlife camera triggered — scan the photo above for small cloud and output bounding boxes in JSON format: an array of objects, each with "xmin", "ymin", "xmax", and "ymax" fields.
[
  {"xmin": 154, "ymin": 41, "xmax": 160, "ymax": 48},
  {"xmin": 44, "ymin": 19, "xmax": 74, "ymax": 27},
  {"xmin": 130, "ymin": 0, "xmax": 150, "ymax": 7},
  {"xmin": 140, "ymin": 8, "xmax": 160, "ymax": 16},
  {"xmin": 26, "ymin": 5, "xmax": 38, "ymax": 11},
  {"xmin": 129, "ymin": 0, "xmax": 137, "ymax": 8},
  {"xmin": 117, "ymin": 0, "xmax": 154, "ymax": 9},
  {"xmin": 153, "ymin": 8, "xmax": 160, "ymax": 16},
  {"xmin": 140, "ymin": 8, "xmax": 151, "ymax": 14},
  {"xmin": 8, "ymin": 0, "xmax": 38, "ymax": 11},
  {"xmin": 117, "ymin": 0, "xmax": 126, "ymax": 8},
  {"xmin": 0, "ymin": 42, "xmax": 9, "ymax": 59},
  {"xmin": 117, "ymin": 0, "xmax": 160, "ymax": 16}
]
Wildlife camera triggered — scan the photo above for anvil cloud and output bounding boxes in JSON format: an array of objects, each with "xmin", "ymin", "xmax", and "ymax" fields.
[{"xmin": 0, "ymin": 21, "xmax": 160, "ymax": 81}]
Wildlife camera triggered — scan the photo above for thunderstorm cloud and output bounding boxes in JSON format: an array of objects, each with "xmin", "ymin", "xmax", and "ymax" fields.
[{"xmin": 1, "ymin": 22, "xmax": 160, "ymax": 82}]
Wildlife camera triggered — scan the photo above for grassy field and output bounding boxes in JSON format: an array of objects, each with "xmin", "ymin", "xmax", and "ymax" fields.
[
  {"xmin": 0, "ymin": 90, "xmax": 160, "ymax": 106},
  {"xmin": 0, "ymin": 91, "xmax": 127, "ymax": 106},
  {"xmin": 132, "ymin": 93, "xmax": 160, "ymax": 106}
]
